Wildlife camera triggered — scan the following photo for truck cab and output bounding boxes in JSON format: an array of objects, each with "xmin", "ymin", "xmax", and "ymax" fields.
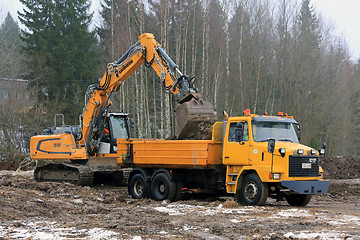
[{"xmin": 222, "ymin": 110, "xmax": 329, "ymax": 206}]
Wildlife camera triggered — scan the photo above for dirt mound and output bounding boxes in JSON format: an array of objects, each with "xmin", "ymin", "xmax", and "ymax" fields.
[
  {"xmin": 184, "ymin": 121, "xmax": 214, "ymax": 140},
  {"xmin": 320, "ymin": 156, "xmax": 360, "ymax": 179}
]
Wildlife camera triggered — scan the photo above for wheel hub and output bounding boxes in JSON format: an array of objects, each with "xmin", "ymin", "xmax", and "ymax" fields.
[
  {"xmin": 159, "ymin": 182, "xmax": 166, "ymax": 193},
  {"xmin": 134, "ymin": 180, "xmax": 143, "ymax": 195},
  {"xmin": 245, "ymin": 182, "xmax": 258, "ymax": 200}
]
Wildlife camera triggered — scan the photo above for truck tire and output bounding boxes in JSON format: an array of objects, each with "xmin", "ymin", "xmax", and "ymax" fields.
[
  {"xmin": 171, "ymin": 180, "xmax": 184, "ymax": 202},
  {"xmin": 128, "ymin": 173, "xmax": 150, "ymax": 199},
  {"xmin": 236, "ymin": 174, "xmax": 268, "ymax": 206},
  {"xmin": 151, "ymin": 173, "xmax": 176, "ymax": 201},
  {"xmin": 285, "ymin": 194, "xmax": 312, "ymax": 206}
]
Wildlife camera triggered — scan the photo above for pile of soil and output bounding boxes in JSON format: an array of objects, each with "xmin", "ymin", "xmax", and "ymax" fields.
[
  {"xmin": 184, "ymin": 121, "xmax": 214, "ymax": 140},
  {"xmin": 320, "ymin": 156, "xmax": 360, "ymax": 179}
]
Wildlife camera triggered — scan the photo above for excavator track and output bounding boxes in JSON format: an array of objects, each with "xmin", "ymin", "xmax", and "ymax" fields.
[{"xmin": 34, "ymin": 163, "xmax": 94, "ymax": 185}]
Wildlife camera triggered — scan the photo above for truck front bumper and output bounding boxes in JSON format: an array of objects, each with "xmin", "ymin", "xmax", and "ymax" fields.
[{"xmin": 280, "ymin": 180, "xmax": 330, "ymax": 194}]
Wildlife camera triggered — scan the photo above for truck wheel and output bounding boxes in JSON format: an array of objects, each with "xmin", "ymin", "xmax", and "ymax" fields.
[
  {"xmin": 237, "ymin": 174, "xmax": 268, "ymax": 206},
  {"xmin": 286, "ymin": 194, "xmax": 312, "ymax": 206},
  {"xmin": 151, "ymin": 173, "xmax": 176, "ymax": 201},
  {"xmin": 128, "ymin": 173, "xmax": 150, "ymax": 199},
  {"xmin": 168, "ymin": 180, "xmax": 183, "ymax": 202}
]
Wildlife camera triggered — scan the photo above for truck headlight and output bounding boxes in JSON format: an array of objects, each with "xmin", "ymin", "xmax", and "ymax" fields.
[
  {"xmin": 273, "ymin": 173, "xmax": 281, "ymax": 180},
  {"xmin": 297, "ymin": 149, "xmax": 304, "ymax": 155},
  {"xmin": 278, "ymin": 148, "xmax": 286, "ymax": 157},
  {"xmin": 311, "ymin": 149, "xmax": 317, "ymax": 155}
]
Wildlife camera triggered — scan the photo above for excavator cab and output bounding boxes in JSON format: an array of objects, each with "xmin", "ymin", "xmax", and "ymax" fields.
[{"xmin": 98, "ymin": 112, "xmax": 132, "ymax": 154}]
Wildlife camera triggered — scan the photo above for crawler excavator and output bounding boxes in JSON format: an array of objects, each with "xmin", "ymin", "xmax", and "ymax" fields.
[{"xmin": 30, "ymin": 33, "xmax": 216, "ymax": 184}]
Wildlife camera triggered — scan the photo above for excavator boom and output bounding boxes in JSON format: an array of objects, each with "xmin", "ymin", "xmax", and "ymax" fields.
[{"xmin": 82, "ymin": 33, "xmax": 216, "ymax": 152}]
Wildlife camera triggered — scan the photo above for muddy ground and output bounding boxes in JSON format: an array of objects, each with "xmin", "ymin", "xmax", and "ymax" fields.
[{"xmin": 0, "ymin": 156, "xmax": 359, "ymax": 239}]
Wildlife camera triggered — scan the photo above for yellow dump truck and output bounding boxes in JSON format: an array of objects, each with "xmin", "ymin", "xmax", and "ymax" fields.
[
  {"xmin": 112, "ymin": 110, "xmax": 329, "ymax": 206},
  {"xmin": 32, "ymin": 109, "xmax": 329, "ymax": 206}
]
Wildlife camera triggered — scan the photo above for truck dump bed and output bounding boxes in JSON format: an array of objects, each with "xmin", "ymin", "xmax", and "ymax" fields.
[
  {"xmin": 117, "ymin": 122, "xmax": 223, "ymax": 169},
  {"xmin": 117, "ymin": 139, "xmax": 222, "ymax": 169}
]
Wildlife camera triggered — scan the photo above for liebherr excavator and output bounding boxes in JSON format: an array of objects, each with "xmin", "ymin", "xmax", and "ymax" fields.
[{"xmin": 30, "ymin": 33, "xmax": 216, "ymax": 184}]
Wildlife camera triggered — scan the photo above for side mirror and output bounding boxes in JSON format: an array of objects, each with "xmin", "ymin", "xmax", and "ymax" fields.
[
  {"xmin": 319, "ymin": 142, "xmax": 326, "ymax": 155},
  {"xmin": 296, "ymin": 124, "xmax": 301, "ymax": 142},
  {"xmin": 235, "ymin": 122, "xmax": 244, "ymax": 142},
  {"xmin": 268, "ymin": 139, "xmax": 275, "ymax": 154},
  {"xmin": 128, "ymin": 118, "xmax": 135, "ymax": 128}
]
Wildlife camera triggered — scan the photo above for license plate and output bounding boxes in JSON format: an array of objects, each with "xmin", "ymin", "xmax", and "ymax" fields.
[{"xmin": 302, "ymin": 163, "xmax": 311, "ymax": 169}]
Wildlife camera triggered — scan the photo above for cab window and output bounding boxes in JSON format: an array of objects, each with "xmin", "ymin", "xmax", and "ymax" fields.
[{"xmin": 228, "ymin": 122, "xmax": 249, "ymax": 142}]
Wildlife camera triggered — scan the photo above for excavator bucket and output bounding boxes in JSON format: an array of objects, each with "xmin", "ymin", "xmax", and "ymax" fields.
[{"xmin": 174, "ymin": 96, "xmax": 217, "ymax": 140}]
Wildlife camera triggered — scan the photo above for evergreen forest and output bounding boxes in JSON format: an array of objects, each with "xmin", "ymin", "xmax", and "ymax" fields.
[{"xmin": 0, "ymin": 0, "xmax": 359, "ymax": 161}]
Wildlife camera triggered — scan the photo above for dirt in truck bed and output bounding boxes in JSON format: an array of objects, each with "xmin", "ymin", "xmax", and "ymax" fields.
[{"xmin": 0, "ymin": 156, "xmax": 360, "ymax": 239}]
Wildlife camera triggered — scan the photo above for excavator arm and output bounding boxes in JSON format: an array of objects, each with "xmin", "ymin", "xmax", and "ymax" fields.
[{"xmin": 81, "ymin": 33, "xmax": 216, "ymax": 155}]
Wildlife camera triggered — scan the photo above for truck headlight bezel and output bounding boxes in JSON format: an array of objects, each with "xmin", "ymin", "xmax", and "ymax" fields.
[
  {"xmin": 278, "ymin": 148, "xmax": 286, "ymax": 157},
  {"xmin": 273, "ymin": 173, "xmax": 281, "ymax": 180}
]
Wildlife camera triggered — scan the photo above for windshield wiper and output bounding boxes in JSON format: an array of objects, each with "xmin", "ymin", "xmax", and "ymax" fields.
[{"xmin": 278, "ymin": 138, "xmax": 293, "ymax": 142}]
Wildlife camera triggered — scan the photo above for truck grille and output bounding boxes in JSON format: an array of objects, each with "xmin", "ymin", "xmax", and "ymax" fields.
[{"xmin": 289, "ymin": 155, "xmax": 319, "ymax": 177}]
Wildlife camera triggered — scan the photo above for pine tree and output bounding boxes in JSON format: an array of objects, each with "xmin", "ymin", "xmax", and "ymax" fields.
[
  {"xmin": 0, "ymin": 12, "xmax": 23, "ymax": 78},
  {"xmin": 18, "ymin": 0, "xmax": 97, "ymax": 123}
]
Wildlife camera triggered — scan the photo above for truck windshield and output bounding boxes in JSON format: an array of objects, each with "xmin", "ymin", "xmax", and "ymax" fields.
[
  {"xmin": 110, "ymin": 116, "xmax": 129, "ymax": 139},
  {"xmin": 251, "ymin": 121, "xmax": 299, "ymax": 143}
]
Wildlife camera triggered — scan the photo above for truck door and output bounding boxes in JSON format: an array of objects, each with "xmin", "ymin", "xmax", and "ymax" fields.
[{"xmin": 223, "ymin": 121, "xmax": 250, "ymax": 166}]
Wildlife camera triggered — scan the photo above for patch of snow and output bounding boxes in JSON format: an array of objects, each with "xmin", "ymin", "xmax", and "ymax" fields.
[
  {"xmin": 73, "ymin": 198, "xmax": 83, "ymax": 204},
  {"xmin": 153, "ymin": 206, "xmax": 185, "ymax": 216},
  {"xmin": 230, "ymin": 219, "xmax": 242, "ymax": 223},
  {"xmin": 132, "ymin": 236, "xmax": 142, "ymax": 240},
  {"xmin": 183, "ymin": 225, "xmax": 199, "ymax": 231},
  {"xmin": 153, "ymin": 203, "xmax": 266, "ymax": 216},
  {"xmin": 284, "ymin": 231, "xmax": 346, "ymax": 239},
  {"xmin": 270, "ymin": 209, "xmax": 312, "ymax": 218},
  {"xmin": 0, "ymin": 221, "xmax": 120, "ymax": 239}
]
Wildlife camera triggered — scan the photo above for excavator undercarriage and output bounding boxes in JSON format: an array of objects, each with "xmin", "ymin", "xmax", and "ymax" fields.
[{"xmin": 34, "ymin": 162, "xmax": 94, "ymax": 185}]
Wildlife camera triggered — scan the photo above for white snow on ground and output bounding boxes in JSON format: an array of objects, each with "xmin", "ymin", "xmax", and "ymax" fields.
[
  {"xmin": 1, "ymin": 202, "xmax": 359, "ymax": 239},
  {"xmin": 326, "ymin": 215, "xmax": 360, "ymax": 225},
  {"xmin": 155, "ymin": 203, "xmax": 359, "ymax": 239},
  {"xmin": 284, "ymin": 231, "xmax": 348, "ymax": 239},
  {"xmin": 270, "ymin": 208, "xmax": 313, "ymax": 218},
  {"xmin": 0, "ymin": 221, "xmax": 121, "ymax": 239},
  {"xmin": 153, "ymin": 203, "xmax": 264, "ymax": 216}
]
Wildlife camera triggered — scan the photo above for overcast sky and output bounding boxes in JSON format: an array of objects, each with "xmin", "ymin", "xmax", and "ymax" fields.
[{"xmin": 0, "ymin": 0, "xmax": 359, "ymax": 60}]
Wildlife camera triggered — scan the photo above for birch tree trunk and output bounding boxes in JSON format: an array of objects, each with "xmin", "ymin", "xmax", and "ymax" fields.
[
  {"xmin": 139, "ymin": 1, "xmax": 145, "ymax": 138},
  {"xmin": 191, "ymin": 1, "xmax": 197, "ymax": 76},
  {"xmin": 253, "ymin": 55, "xmax": 261, "ymax": 113},
  {"xmin": 201, "ymin": 0, "xmax": 208, "ymax": 94},
  {"xmin": 223, "ymin": 0, "xmax": 231, "ymax": 110},
  {"xmin": 213, "ymin": 49, "xmax": 223, "ymax": 106}
]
